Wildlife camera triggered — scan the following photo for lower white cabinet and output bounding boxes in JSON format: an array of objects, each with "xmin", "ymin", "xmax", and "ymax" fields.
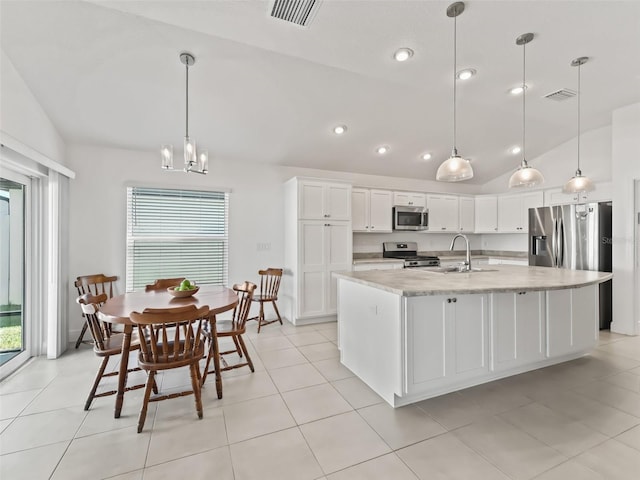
[
  {"xmin": 404, "ymin": 294, "xmax": 489, "ymax": 394},
  {"xmin": 491, "ymin": 291, "xmax": 545, "ymax": 372},
  {"xmin": 298, "ymin": 220, "xmax": 352, "ymax": 318},
  {"xmin": 547, "ymin": 285, "xmax": 598, "ymax": 357}
]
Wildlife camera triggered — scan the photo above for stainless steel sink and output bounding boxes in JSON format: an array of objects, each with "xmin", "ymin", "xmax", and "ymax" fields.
[{"xmin": 416, "ymin": 266, "xmax": 498, "ymax": 274}]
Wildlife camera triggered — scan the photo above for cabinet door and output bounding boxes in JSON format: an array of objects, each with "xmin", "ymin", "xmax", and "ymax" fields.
[
  {"xmin": 498, "ymin": 195, "xmax": 521, "ymax": 232},
  {"xmin": 326, "ymin": 222, "xmax": 352, "ymax": 313},
  {"xmin": 475, "ymin": 196, "xmax": 498, "ymax": 232},
  {"xmin": 520, "ymin": 191, "xmax": 543, "ymax": 232},
  {"xmin": 492, "ymin": 292, "xmax": 544, "ymax": 371},
  {"xmin": 547, "ymin": 286, "xmax": 597, "ymax": 358},
  {"xmin": 450, "ymin": 295, "xmax": 489, "ymax": 378},
  {"xmin": 427, "ymin": 195, "xmax": 459, "ymax": 232},
  {"xmin": 299, "ymin": 221, "xmax": 327, "ymax": 316},
  {"xmin": 351, "ymin": 188, "xmax": 369, "ymax": 232},
  {"xmin": 369, "ymin": 190, "xmax": 393, "ymax": 232},
  {"xmin": 326, "ymin": 184, "xmax": 351, "ymax": 220},
  {"xmin": 571, "ymin": 285, "xmax": 598, "ymax": 352},
  {"xmin": 299, "ymin": 182, "xmax": 326, "ymax": 219},
  {"xmin": 393, "ymin": 192, "xmax": 425, "ymax": 207},
  {"xmin": 459, "ymin": 197, "xmax": 475, "ymax": 232}
]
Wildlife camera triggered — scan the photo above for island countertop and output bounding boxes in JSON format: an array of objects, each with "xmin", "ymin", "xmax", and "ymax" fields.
[{"xmin": 334, "ymin": 265, "xmax": 612, "ymax": 296}]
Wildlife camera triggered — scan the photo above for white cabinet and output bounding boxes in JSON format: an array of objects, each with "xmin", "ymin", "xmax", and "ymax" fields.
[
  {"xmin": 299, "ymin": 180, "xmax": 351, "ymax": 220},
  {"xmin": 546, "ymin": 285, "xmax": 598, "ymax": 358},
  {"xmin": 497, "ymin": 191, "xmax": 543, "ymax": 233},
  {"xmin": 458, "ymin": 196, "xmax": 475, "ymax": 232},
  {"xmin": 299, "ymin": 221, "xmax": 352, "ymax": 317},
  {"xmin": 475, "ymin": 196, "xmax": 498, "ymax": 233},
  {"xmin": 426, "ymin": 194, "xmax": 459, "ymax": 232},
  {"xmin": 352, "ymin": 188, "xmax": 393, "ymax": 233},
  {"xmin": 491, "ymin": 291, "xmax": 545, "ymax": 372},
  {"xmin": 393, "ymin": 191, "xmax": 426, "ymax": 208},
  {"xmin": 284, "ymin": 178, "xmax": 352, "ymax": 325},
  {"xmin": 404, "ymin": 294, "xmax": 488, "ymax": 394}
]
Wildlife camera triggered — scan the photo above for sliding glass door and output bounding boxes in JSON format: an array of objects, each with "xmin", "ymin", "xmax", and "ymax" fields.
[{"xmin": 0, "ymin": 171, "xmax": 29, "ymax": 370}]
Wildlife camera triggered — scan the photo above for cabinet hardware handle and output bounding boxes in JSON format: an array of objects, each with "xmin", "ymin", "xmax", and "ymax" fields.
[
  {"xmin": 447, "ymin": 298, "xmax": 452, "ymax": 303},
  {"xmin": 371, "ymin": 226, "xmax": 375, "ymax": 229},
  {"xmin": 452, "ymin": 298, "xmax": 457, "ymax": 303},
  {"xmin": 441, "ymin": 227, "xmax": 446, "ymax": 230},
  {"xmin": 494, "ymin": 228, "xmax": 498, "ymax": 231},
  {"xmin": 324, "ymin": 214, "xmax": 330, "ymax": 218},
  {"xmin": 325, "ymin": 223, "xmax": 330, "ymax": 227}
]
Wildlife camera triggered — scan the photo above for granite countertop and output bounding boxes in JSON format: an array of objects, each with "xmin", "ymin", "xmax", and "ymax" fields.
[{"xmin": 334, "ymin": 265, "xmax": 612, "ymax": 296}]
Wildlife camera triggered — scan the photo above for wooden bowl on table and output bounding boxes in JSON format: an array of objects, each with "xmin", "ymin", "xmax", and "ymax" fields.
[{"xmin": 167, "ymin": 286, "xmax": 200, "ymax": 298}]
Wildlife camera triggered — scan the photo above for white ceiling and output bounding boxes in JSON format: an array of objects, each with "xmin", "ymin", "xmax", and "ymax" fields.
[{"xmin": 1, "ymin": 1, "xmax": 639, "ymax": 184}]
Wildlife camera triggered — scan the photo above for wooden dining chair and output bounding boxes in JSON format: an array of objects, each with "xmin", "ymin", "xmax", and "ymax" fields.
[
  {"xmin": 144, "ymin": 277, "xmax": 185, "ymax": 292},
  {"xmin": 248, "ymin": 268, "xmax": 283, "ymax": 332},
  {"xmin": 74, "ymin": 273, "xmax": 119, "ymax": 348},
  {"xmin": 130, "ymin": 304, "xmax": 209, "ymax": 433},
  {"xmin": 201, "ymin": 281, "xmax": 256, "ymax": 397},
  {"xmin": 77, "ymin": 293, "xmax": 148, "ymax": 411}
]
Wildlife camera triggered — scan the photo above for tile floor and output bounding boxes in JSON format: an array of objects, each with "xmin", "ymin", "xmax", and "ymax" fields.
[{"xmin": 1, "ymin": 323, "xmax": 639, "ymax": 479}]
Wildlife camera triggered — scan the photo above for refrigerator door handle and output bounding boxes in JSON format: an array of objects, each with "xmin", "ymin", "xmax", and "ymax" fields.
[
  {"xmin": 557, "ymin": 217, "xmax": 564, "ymax": 267},
  {"xmin": 552, "ymin": 219, "xmax": 558, "ymax": 266}
]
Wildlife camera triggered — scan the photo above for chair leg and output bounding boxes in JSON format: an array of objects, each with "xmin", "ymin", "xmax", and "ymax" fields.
[
  {"xmin": 75, "ymin": 322, "xmax": 88, "ymax": 349},
  {"xmin": 85, "ymin": 356, "xmax": 109, "ymax": 410},
  {"xmin": 137, "ymin": 371, "xmax": 155, "ymax": 434},
  {"xmin": 237, "ymin": 335, "xmax": 255, "ymax": 373},
  {"xmin": 231, "ymin": 335, "xmax": 242, "ymax": 357},
  {"xmin": 211, "ymin": 334, "xmax": 223, "ymax": 399},
  {"xmin": 257, "ymin": 301, "xmax": 265, "ymax": 333},
  {"xmin": 190, "ymin": 363, "xmax": 204, "ymax": 419},
  {"xmin": 272, "ymin": 300, "xmax": 283, "ymax": 325}
]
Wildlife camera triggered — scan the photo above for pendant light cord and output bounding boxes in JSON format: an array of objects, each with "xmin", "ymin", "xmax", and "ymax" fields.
[
  {"xmin": 452, "ymin": 13, "xmax": 457, "ymax": 152},
  {"xmin": 577, "ymin": 62, "xmax": 581, "ymax": 172},
  {"xmin": 522, "ymin": 41, "xmax": 526, "ymax": 164},
  {"xmin": 185, "ymin": 61, "xmax": 190, "ymax": 138}
]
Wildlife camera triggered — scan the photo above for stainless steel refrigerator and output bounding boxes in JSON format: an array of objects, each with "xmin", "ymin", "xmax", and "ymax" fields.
[{"xmin": 529, "ymin": 202, "xmax": 612, "ymax": 329}]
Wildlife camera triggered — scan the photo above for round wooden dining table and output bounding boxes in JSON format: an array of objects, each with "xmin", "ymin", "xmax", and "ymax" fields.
[{"xmin": 98, "ymin": 285, "xmax": 238, "ymax": 418}]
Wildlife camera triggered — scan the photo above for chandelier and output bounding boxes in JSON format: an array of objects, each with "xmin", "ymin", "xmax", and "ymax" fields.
[{"xmin": 161, "ymin": 52, "xmax": 208, "ymax": 175}]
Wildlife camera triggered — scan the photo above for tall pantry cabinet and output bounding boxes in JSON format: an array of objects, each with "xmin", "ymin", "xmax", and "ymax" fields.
[{"xmin": 284, "ymin": 178, "xmax": 353, "ymax": 325}]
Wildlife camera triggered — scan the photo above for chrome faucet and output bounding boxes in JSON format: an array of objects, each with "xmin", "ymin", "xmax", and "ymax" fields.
[{"xmin": 449, "ymin": 234, "xmax": 471, "ymax": 272}]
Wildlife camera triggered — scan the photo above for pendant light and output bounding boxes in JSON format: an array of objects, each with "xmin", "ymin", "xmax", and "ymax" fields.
[
  {"xmin": 161, "ymin": 52, "xmax": 208, "ymax": 175},
  {"xmin": 508, "ymin": 33, "xmax": 544, "ymax": 188},
  {"xmin": 436, "ymin": 2, "xmax": 474, "ymax": 182},
  {"xmin": 563, "ymin": 57, "xmax": 594, "ymax": 193}
]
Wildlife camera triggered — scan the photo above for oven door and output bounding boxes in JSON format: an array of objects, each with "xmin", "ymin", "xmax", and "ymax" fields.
[{"xmin": 393, "ymin": 206, "xmax": 428, "ymax": 231}]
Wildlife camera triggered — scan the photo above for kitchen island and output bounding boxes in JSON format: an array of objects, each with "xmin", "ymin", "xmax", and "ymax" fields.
[{"xmin": 334, "ymin": 265, "xmax": 613, "ymax": 407}]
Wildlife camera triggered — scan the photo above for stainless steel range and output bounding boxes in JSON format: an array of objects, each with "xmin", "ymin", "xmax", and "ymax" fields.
[{"xmin": 382, "ymin": 242, "xmax": 440, "ymax": 268}]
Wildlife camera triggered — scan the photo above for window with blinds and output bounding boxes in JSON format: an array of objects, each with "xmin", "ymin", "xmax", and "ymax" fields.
[{"xmin": 126, "ymin": 187, "xmax": 228, "ymax": 292}]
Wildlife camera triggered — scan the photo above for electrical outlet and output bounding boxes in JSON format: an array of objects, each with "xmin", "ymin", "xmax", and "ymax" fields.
[{"xmin": 257, "ymin": 242, "xmax": 271, "ymax": 251}]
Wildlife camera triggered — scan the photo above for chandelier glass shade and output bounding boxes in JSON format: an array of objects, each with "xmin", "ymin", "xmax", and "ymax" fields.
[
  {"xmin": 436, "ymin": 2, "xmax": 474, "ymax": 182},
  {"xmin": 161, "ymin": 52, "xmax": 208, "ymax": 175}
]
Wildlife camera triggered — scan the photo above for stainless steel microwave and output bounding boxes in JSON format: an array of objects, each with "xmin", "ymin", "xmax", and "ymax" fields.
[{"xmin": 393, "ymin": 206, "xmax": 428, "ymax": 231}]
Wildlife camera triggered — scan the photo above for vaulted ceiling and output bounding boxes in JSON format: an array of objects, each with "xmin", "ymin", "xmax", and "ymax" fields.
[{"xmin": 2, "ymin": 1, "xmax": 639, "ymax": 183}]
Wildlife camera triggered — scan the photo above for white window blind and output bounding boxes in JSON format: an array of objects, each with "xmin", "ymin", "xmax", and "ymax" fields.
[{"xmin": 126, "ymin": 187, "xmax": 228, "ymax": 292}]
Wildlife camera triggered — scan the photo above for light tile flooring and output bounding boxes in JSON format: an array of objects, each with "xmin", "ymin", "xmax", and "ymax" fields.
[{"xmin": 1, "ymin": 323, "xmax": 640, "ymax": 479}]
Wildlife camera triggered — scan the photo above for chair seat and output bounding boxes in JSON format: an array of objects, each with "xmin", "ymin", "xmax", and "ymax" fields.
[
  {"xmin": 252, "ymin": 294, "xmax": 277, "ymax": 302},
  {"xmin": 215, "ymin": 320, "xmax": 245, "ymax": 336},
  {"xmin": 93, "ymin": 332, "xmax": 141, "ymax": 357},
  {"xmin": 137, "ymin": 342, "xmax": 205, "ymax": 370}
]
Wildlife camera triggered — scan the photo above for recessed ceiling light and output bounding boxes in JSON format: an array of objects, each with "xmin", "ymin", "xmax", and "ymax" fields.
[
  {"xmin": 333, "ymin": 125, "xmax": 347, "ymax": 135},
  {"xmin": 511, "ymin": 146, "xmax": 522, "ymax": 155},
  {"xmin": 509, "ymin": 85, "xmax": 528, "ymax": 95},
  {"xmin": 376, "ymin": 145, "xmax": 389, "ymax": 155},
  {"xmin": 456, "ymin": 68, "xmax": 476, "ymax": 80},
  {"xmin": 394, "ymin": 48, "xmax": 414, "ymax": 62},
  {"xmin": 421, "ymin": 153, "xmax": 432, "ymax": 161}
]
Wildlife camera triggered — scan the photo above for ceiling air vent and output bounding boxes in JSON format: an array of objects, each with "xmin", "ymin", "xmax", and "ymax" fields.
[
  {"xmin": 544, "ymin": 88, "xmax": 576, "ymax": 101},
  {"xmin": 268, "ymin": 0, "xmax": 322, "ymax": 27}
]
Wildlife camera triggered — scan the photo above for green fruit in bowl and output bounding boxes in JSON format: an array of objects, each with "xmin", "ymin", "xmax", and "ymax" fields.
[{"xmin": 179, "ymin": 279, "xmax": 194, "ymax": 291}]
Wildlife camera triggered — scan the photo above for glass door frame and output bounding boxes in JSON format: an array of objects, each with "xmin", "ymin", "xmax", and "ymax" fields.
[{"xmin": 0, "ymin": 168, "xmax": 34, "ymax": 379}]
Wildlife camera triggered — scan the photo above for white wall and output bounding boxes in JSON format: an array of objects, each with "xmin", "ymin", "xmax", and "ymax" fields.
[
  {"xmin": 0, "ymin": 50, "xmax": 66, "ymax": 164},
  {"xmin": 611, "ymin": 103, "xmax": 640, "ymax": 335}
]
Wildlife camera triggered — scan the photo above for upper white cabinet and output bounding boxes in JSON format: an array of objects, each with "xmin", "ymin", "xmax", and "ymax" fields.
[
  {"xmin": 458, "ymin": 196, "xmax": 475, "ymax": 232},
  {"xmin": 352, "ymin": 188, "xmax": 393, "ymax": 233},
  {"xmin": 544, "ymin": 182, "xmax": 612, "ymax": 206},
  {"xmin": 497, "ymin": 191, "xmax": 543, "ymax": 233},
  {"xmin": 393, "ymin": 191, "xmax": 426, "ymax": 208},
  {"xmin": 299, "ymin": 180, "xmax": 351, "ymax": 220},
  {"xmin": 426, "ymin": 194, "xmax": 459, "ymax": 232},
  {"xmin": 474, "ymin": 196, "xmax": 498, "ymax": 233}
]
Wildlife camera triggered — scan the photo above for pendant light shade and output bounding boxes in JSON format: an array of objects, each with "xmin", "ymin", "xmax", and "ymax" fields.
[
  {"xmin": 563, "ymin": 57, "xmax": 594, "ymax": 194},
  {"xmin": 509, "ymin": 33, "xmax": 544, "ymax": 189},
  {"xmin": 436, "ymin": 2, "xmax": 474, "ymax": 182}
]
